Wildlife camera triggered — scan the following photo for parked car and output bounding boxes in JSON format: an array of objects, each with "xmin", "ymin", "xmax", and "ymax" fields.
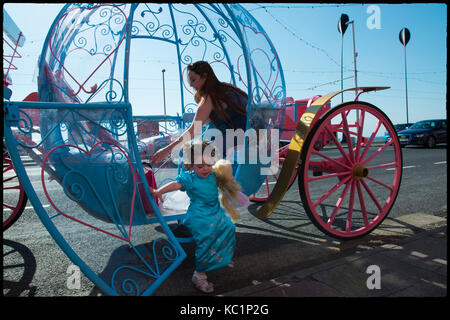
[
  {"xmin": 384, "ymin": 123, "xmax": 414, "ymax": 142},
  {"xmin": 397, "ymin": 119, "xmax": 447, "ymax": 148}
]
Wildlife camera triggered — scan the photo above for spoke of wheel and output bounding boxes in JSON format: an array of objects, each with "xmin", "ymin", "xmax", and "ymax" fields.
[
  {"xmin": 355, "ymin": 109, "xmax": 365, "ymax": 162},
  {"xmin": 4, "ymin": 185, "xmax": 21, "ymax": 190},
  {"xmin": 361, "ymin": 139, "xmax": 393, "ymax": 167},
  {"xmin": 341, "ymin": 111, "xmax": 355, "ymax": 164},
  {"xmin": 335, "ymin": 109, "xmax": 352, "ymax": 129},
  {"xmin": 334, "ymin": 128, "xmax": 359, "ymax": 136},
  {"xmin": 3, "ymin": 175, "xmax": 19, "ymax": 183},
  {"xmin": 3, "ymin": 203, "xmax": 17, "ymax": 210},
  {"xmin": 3, "ymin": 164, "xmax": 13, "ymax": 174},
  {"xmin": 360, "ymin": 179, "xmax": 383, "ymax": 212},
  {"xmin": 325, "ymin": 124, "xmax": 351, "ymax": 163},
  {"xmin": 327, "ymin": 178, "xmax": 352, "ymax": 226},
  {"xmin": 359, "ymin": 119, "xmax": 382, "ymax": 163},
  {"xmin": 3, "ymin": 248, "xmax": 19, "ymax": 257},
  {"xmin": 365, "ymin": 175, "xmax": 394, "ymax": 191},
  {"xmin": 356, "ymin": 180, "xmax": 369, "ymax": 226},
  {"xmin": 366, "ymin": 162, "xmax": 396, "ymax": 170},
  {"xmin": 311, "ymin": 149, "xmax": 353, "ymax": 171},
  {"xmin": 307, "ymin": 170, "xmax": 351, "ymax": 182},
  {"xmin": 346, "ymin": 180, "xmax": 356, "ymax": 232},
  {"xmin": 313, "ymin": 175, "xmax": 352, "ymax": 208}
]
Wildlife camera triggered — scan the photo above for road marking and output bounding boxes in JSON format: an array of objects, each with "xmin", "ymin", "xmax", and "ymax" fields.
[
  {"xmin": 25, "ymin": 204, "xmax": 51, "ymax": 210},
  {"xmin": 3, "ymin": 204, "xmax": 50, "ymax": 212},
  {"xmin": 386, "ymin": 165, "xmax": 416, "ymax": 171},
  {"xmin": 3, "ymin": 186, "xmax": 60, "ymax": 194},
  {"xmin": 434, "ymin": 161, "xmax": 446, "ymax": 165}
]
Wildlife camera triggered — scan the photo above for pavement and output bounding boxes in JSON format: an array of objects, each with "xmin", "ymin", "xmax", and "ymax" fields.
[{"xmin": 222, "ymin": 212, "xmax": 447, "ymax": 297}]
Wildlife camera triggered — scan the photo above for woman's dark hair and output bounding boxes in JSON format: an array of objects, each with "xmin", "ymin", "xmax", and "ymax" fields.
[{"xmin": 187, "ymin": 61, "xmax": 247, "ymax": 128}]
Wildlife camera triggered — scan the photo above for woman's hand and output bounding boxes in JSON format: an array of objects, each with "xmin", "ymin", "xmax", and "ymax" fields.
[{"xmin": 151, "ymin": 146, "xmax": 171, "ymax": 164}]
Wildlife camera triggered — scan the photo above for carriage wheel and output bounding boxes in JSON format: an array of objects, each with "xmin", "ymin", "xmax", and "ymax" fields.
[
  {"xmin": 3, "ymin": 151, "xmax": 28, "ymax": 231},
  {"xmin": 249, "ymin": 143, "xmax": 297, "ymax": 202},
  {"xmin": 298, "ymin": 102, "xmax": 402, "ymax": 240}
]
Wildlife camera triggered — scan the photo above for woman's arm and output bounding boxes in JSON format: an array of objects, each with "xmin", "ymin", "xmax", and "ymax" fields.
[
  {"xmin": 151, "ymin": 96, "xmax": 213, "ymax": 163},
  {"xmin": 149, "ymin": 181, "xmax": 183, "ymax": 202}
]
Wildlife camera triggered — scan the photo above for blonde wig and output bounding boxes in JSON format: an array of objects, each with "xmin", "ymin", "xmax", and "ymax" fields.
[{"xmin": 213, "ymin": 159, "xmax": 243, "ymax": 222}]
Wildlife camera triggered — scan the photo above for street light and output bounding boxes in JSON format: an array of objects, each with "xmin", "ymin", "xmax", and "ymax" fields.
[
  {"xmin": 162, "ymin": 69, "xmax": 167, "ymax": 116},
  {"xmin": 338, "ymin": 14, "xmax": 349, "ymax": 103},
  {"xmin": 162, "ymin": 68, "xmax": 167, "ymax": 129},
  {"xmin": 346, "ymin": 20, "xmax": 358, "ymax": 102},
  {"xmin": 399, "ymin": 28, "xmax": 411, "ymax": 124},
  {"xmin": 338, "ymin": 14, "xmax": 359, "ymax": 142}
]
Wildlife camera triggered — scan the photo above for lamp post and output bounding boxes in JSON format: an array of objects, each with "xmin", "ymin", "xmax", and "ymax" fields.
[
  {"xmin": 162, "ymin": 68, "xmax": 167, "ymax": 129},
  {"xmin": 347, "ymin": 19, "xmax": 359, "ymax": 125},
  {"xmin": 347, "ymin": 20, "xmax": 358, "ymax": 100},
  {"xmin": 162, "ymin": 69, "xmax": 167, "ymax": 116},
  {"xmin": 338, "ymin": 14, "xmax": 349, "ymax": 103},
  {"xmin": 399, "ymin": 28, "xmax": 410, "ymax": 124},
  {"xmin": 338, "ymin": 14, "xmax": 359, "ymax": 142}
]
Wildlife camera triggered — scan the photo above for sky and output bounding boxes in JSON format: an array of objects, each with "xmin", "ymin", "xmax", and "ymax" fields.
[{"xmin": 3, "ymin": 3, "xmax": 447, "ymax": 127}]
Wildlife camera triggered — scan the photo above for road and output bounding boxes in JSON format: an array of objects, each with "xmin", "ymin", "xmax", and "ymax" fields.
[{"xmin": 3, "ymin": 145, "xmax": 447, "ymax": 296}]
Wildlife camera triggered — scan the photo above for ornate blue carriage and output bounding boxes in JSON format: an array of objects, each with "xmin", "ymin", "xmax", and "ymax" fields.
[
  {"xmin": 4, "ymin": 3, "xmax": 403, "ymax": 296},
  {"xmin": 3, "ymin": 3, "xmax": 287, "ymax": 295}
]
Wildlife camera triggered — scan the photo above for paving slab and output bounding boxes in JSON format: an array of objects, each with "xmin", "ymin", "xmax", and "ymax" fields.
[{"xmin": 222, "ymin": 213, "xmax": 447, "ymax": 298}]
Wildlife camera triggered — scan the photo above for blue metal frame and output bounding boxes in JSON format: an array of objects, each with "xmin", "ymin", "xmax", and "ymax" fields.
[
  {"xmin": 4, "ymin": 100, "xmax": 187, "ymax": 295},
  {"xmin": 3, "ymin": 3, "xmax": 286, "ymax": 296}
]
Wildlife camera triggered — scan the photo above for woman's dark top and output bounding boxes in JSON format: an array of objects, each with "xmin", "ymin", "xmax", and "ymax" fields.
[
  {"xmin": 206, "ymin": 89, "xmax": 247, "ymax": 159},
  {"xmin": 209, "ymin": 89, "xmax": 247, "ymax": 132}
]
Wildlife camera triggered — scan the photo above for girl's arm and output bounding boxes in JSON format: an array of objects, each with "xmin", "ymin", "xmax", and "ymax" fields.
[
  {"xmin": 149, "ymin": 181, "xmax": 183, "ymax": 202},
  {"xmin": 151, "ymin": 96, "xmax": 213, "ymax": 163}
]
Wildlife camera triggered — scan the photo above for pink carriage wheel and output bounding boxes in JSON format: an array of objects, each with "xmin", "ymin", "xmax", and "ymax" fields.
[
  {"xmin": 3, "ymin": 152, "xmax": 28, "ymax": 231},
  {"xmin": 250, "ymin": 143, "xmax": 297, "ymax": 202},
  {"xmin": 298, "ymin": 102, "xmax": 402, "ymax": 240}
]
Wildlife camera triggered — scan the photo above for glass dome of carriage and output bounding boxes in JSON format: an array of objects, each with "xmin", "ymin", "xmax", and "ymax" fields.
[{"xmin": 38, "ymin": 3, "xmax": 286, "ymax": 123}]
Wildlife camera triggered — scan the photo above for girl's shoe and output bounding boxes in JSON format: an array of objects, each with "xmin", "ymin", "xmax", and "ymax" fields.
[
  {"xmin": 227, "ymin": 261, "xmax": 234, "ymax": 268},
  {"xmin": 192, "ymin": 271, "xmax": 214, "ymax": 293}
]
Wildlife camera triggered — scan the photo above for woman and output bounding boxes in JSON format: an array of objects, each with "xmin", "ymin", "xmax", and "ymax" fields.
[{"xmin": 151, "ymin": 61, "xmax": 248, "ymax": 164}]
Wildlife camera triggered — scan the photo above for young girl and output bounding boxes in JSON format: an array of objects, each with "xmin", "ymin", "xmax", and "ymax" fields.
[{"xmin": 149, "ymin": 141, "xmax": 246, "ymax": 293}]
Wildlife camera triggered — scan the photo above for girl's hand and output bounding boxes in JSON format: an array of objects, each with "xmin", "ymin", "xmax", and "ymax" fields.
[
  {"xmin": 151, "ymin": 146, "xmax": 170, "ymax": 164},
  {"xmin": 149, "ymin": 187, "xmax": 163, "ymax": 203}
]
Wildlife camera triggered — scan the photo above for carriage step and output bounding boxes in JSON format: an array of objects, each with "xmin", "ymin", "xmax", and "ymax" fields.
[{"xmin": 144, "ymin": 208, "xmax": 187, "ymax": 223}]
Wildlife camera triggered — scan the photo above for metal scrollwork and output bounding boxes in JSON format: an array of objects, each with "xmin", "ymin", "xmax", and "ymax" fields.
[
  {"xmin": 111, "ymin": 237, "xmax": 181, "ymax": 296},
  {"xmin": 131, "ymin": 4, "xmax": 175, "ymax": 41},
  {"xmin": 43, "ymin": 4, "xmax": 129, "ymax": 103}
]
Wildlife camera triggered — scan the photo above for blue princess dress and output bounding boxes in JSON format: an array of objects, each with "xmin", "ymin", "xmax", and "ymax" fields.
[{"xmin": 176, "ymin": 171, "xmax": 235, "ymax": 273}]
